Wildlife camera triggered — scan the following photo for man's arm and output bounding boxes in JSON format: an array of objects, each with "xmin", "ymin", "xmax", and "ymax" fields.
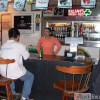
[
  {"xmin": 36, "ymin": 38, "xmax": 42, "ymax": 54},
  {"xmin": 28, "ymin": 55, "xmax": 31, "ymax": 59},
  {"xmin": 54, "ymin": 38, "xmax": 61, "ymax": 55},
  {"xmin": 18, "ymin": 44, "xmax": 30, "ymax": 60}
]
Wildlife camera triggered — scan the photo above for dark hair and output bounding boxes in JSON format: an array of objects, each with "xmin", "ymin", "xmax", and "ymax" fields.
[
  {"xmin": 8, "ymin": 28, "xmax": 20, "ymax": 39},
  {"xmin": 44, "ymin": 28, "xmax": 51, "ymax": 32}
]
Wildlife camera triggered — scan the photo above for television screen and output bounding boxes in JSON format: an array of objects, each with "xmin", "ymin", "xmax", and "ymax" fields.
[
  {"xmin": 14, "ymin": 16, "xmax": 31, "ymax": 29},
  {"xmin": 12, "ymin": 14, "xmax": 34, "ymax": 33}
]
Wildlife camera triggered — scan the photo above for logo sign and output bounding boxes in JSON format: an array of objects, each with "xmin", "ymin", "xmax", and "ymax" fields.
[
  {"xmin": 68, "ymin": 9, "xmax": 92, "ymax": 16},
  {"xmin": 84, "ymin": 9, "xmax": 92, "ymax": 16}
]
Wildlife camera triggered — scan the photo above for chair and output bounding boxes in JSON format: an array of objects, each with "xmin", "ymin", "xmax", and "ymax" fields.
[
  {"xmin": 53, "ymin": 60, "xmax": 93, "ymax": 100},
  {"xmin": 0, "ymin": 57, "xmax": 15, "ymax": 100}
]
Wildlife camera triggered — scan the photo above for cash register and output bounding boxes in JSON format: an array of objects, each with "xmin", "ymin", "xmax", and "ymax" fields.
[
  {"xmin": 64, "ymin": 37, "xmax": 83, "ymax": 61},
  {"xmin": 64, "ymin": 50, "xmax": 76, "ymax": 61}
]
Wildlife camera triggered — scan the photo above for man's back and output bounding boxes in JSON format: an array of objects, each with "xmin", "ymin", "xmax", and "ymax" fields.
[
  {"xmin": 0, "ymin": 28, "xmax": 34, "ymax": 100},
  {"xmin": 0, "ymin": 40, "xmax": 29, "ymax": 79}
]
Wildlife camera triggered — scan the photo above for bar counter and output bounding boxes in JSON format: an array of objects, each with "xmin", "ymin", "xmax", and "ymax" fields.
[
  {"xmin": 29, "ymin": 53, "xmax": 87, "ymax": 66},
  {"xmin": 15, "ymin": 53, "xmax": 92, "ymax": 100},
  {"xmin": 30, "ymin": 53, "xmax": 66, "ymax": 61}
]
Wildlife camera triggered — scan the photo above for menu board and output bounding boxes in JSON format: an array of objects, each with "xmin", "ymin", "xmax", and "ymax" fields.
[{"xmin": 2, "ymin": 13, "xmax": 12, "ymax": 30}]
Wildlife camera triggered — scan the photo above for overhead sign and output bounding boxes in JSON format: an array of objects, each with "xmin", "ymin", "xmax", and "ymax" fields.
[
  {"xmin": 84, "ymin": 9, "xmax": 92, "ymax": 16},
  {"xmin": 68, "ymin": 9, "xmax": 84, "ymax": 16},
  {"xmin": 68, "ymin": 9, "xmax": 92, "ymax": 16}
]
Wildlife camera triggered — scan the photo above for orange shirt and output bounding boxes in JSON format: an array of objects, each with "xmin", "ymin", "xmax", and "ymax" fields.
[{"xmin": 36, "ymin": 36, "xmax": 61, "ymax": 55}]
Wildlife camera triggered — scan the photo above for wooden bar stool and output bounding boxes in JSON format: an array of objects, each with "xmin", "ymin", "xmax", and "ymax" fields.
[
  {"xmin": 0, "ymin": 58, "xmax": 15, "ymax": 100},
  {"xmin": 53, "ymin": 60, "xmax": 93, "ymax": 100}
]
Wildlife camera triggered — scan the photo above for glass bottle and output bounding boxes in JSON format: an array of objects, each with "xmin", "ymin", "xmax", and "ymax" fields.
[{"xmin": 39, "ymin": 45, "xmax": 43, "ymax": 58}]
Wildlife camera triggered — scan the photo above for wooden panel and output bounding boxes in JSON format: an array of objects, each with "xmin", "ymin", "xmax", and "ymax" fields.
[{"xmin": 2, "ymin": 13, "xmax": 12, "ymax": 30}]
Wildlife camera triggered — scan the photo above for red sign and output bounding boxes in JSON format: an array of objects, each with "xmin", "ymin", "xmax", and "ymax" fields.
[{"xmin": 68, "ymin": 9, "xmax": 84, "ymax": 16}]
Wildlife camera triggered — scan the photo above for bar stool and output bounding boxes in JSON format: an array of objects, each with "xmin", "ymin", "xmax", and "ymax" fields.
[
  {"xmin": 0, "ymin": 58, "xmax": 15, "ymax": 100},
  {"xmin": 53, "ymin": 60, "xmax": 93, "ymax": 100}
]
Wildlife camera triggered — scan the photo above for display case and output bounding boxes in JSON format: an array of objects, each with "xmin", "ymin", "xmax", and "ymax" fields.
[{"xmin": 42, "ymin": 16, "xmax": 100, "ymax": 47}]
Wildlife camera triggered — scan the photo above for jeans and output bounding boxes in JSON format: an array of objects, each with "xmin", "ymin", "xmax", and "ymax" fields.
[{"xmin": 10, "ymin": 71, "xmax": 34, "ymax": 99}]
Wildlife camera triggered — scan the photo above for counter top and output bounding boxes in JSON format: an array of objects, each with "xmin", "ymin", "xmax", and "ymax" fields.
[
  {"xmin": 30, "ymin": 53, "xmax": 92, "ymax": 64},
  {"xmin": 30, "ymin": 53, "xmax": 65, "ymax": 61}
]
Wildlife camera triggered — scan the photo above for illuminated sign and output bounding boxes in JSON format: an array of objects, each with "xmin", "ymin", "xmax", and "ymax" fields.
[
  {"xmin": 68, "ymin": 9, "xmax": 84, "ymax": 16},
  {"xmin": 68, "ymin": 9, "xmax": 92, "ymax": 16},
  {"xmin": 84, "ymin": 9, "xmax": 92, "ymax": 16}
]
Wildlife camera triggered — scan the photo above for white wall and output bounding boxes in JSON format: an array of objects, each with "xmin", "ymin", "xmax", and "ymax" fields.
[
  {"xmin": 57, "ymin": 45, "xmax": 100, "ymax": 59},
  {"xmin": 1, "ymin": 3, "xmax": 42, "ymax": 47}
]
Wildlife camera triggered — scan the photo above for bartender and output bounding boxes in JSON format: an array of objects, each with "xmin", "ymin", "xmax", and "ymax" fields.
[{"xmin": 36, "ymin": 28, "xmax": 61, "ymax": 55}]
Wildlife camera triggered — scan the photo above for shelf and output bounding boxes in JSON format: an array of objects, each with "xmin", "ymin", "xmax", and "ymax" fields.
[{"xmin": 84, "ymin": 41, "xmax": 100, "ymax": 43}]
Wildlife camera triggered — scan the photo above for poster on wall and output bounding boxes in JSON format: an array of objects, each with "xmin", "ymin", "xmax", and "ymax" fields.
[
  {"xmin": 2, "ymin": 13, "xmax": 12, "ymax": 29},
  {"xmin": 43, "ymin": 7, "xmax": 64, "ymax": 16},
  {"xmin": 43, "ymin": 7, "xmax": 54, "ymax": 16},
  {"xmin": 58, "ymin": 0, "xmax": 72, "ymax": 8},
  {"xmin": 36, "ymin": 0, "xmax": 49, "ymax": 9},
  {"xmin": 81, "ymin": 0, "xmax": 96, "ymax": 8},
  {"xmin": 35, "ymin": 14, "xmax": 40, "ymax": 31},
  {"xmin": 0, "ymin": 0, "xmax": 8, "ymax": 11},
  {"xmin": 14, "ymin": 0, "xmax": 25, "ymax": 11},
  {"xmin": 12, "ymin": 13, "xmax": 34, "ymax": 33},
  {"xmin": 54, "ymin": 7, "xmax": 64, "ymax": 16}
]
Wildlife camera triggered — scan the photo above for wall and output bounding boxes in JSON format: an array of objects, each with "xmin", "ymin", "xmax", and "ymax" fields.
[
  {"xmin": 1, "ymin": 3, "xmax": 42, "ymax": 47},
  {"xmin": 0, "ymin": 3, "xmax": 100, "ymax": 59},
  {"xmin": 57, "ymin": 45, "xmax": 100, "ymax": 60}
]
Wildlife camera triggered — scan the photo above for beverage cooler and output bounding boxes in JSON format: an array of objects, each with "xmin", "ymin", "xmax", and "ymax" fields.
[{"xmin": 42, "ymin": 16, "xmax": 100, "ymax": 47}]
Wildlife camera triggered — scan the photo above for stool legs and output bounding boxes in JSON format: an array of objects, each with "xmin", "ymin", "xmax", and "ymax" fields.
[
  {"xmin": 62, "ymin": 92, "xmax": 69, "ymax": 100},
  {"xmin": 6, "ymin": 85, "xmax": 10, "ymax": 100},
  {"xmin": 66, "ymin": 96, "xmax": 68, "ymax": 100},
  {"xmin": 6, "ymin": 84, "xmax": 13, "ymax": 100},
  {"xmin": 8, "ymin": 84, "xmax": 13, "ymax": 100},
  {"xmin": 62, "ymin": 93, "xmax": 66, "ymax": 100}
]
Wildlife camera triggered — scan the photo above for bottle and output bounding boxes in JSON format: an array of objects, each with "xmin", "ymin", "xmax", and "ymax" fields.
[
  {"xmin": 39, "ymin": 45, "xmax": 43, "ymax": 58},
  {"xmin": 79, "ymin": 23, "xmax": 83, "ymax": 37}
]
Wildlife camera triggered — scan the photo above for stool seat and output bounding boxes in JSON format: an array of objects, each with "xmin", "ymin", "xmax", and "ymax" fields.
[{"xmin": 0, "ymin": 77, "xmax": 12, "ymax": 85}]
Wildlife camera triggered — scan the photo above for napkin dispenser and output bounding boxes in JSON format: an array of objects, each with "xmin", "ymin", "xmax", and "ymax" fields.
[{"xmin": 64, "ymin": 50, "xmax": 76, "ymax": 59}]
